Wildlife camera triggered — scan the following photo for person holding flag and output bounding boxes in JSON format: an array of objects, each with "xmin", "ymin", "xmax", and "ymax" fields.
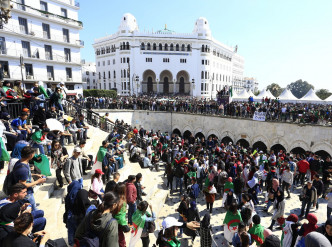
[
  {"xmin": 222, "ymin": 177, "xmax": 234, "ymax": 207},
  {"xmin": 248, "ymin": 215, "xmax": 265, "ymax": 246},
  {"xmin": 129, "ymin": 201, "xmax": 156, "ymax": 247},
  {"xmin": 223, "ymin": 202, "xmax": 242, "ymax": 244},
  {"xmin": 91, "ymin": 140, "xmax": 109, "ymax": 174}
]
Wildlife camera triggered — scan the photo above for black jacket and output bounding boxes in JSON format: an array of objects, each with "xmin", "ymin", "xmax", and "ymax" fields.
[
  {"xmin": 134, "ymin": 181, "xmax": 143, "ymax": 201},
  {"xmin": 313, "ymin": 179, "xmax": 324, "ymax": 196},
  {"xmin": 233, "ymin": 177, "xmax": 245, "ymax": 194},
  {"xmin": 174, "ymin": 165, "xmax": 184, "ymax": 178}
]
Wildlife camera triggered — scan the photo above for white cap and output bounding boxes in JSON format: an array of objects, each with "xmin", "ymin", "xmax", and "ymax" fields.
[
  {"xmin": 229, "ymin": 142, "xmax": 232, "ymax": 145},
  {"xmin": 162, "ymin": 217, "xmax": 183, "ymax": 230},
  {"xmin": 73, "ymin": 147, "xmax": 82, "ymax": 153},
  {"xmin": 259, "ymin": 151, "xmax": 263, "ymax": 154}
]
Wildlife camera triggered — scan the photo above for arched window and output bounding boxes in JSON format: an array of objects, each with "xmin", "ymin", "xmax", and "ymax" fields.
[
  {"xmin": 141, "ymin": 42, "xmax": 145, "ymax": 50},
  {"xmin": 164, "ymin": 43, "xmax": 168, "ymax": 51},
  {"xmin": 187, "ymin": 44, "xmax": 191, "ymax": 51},
  {"xmin": 181, "ymin": 44, "xmax": 185, "ymax": 51},
  {"xmin": 170, "ymin": 44, "xmax": 174, "ymax": 51},
  {"xmin": 201, "ymin": 71, "xmax": 204, "ymax": 79},
  {"xmin": 126, "ymin": 42, "xmax": 129, "ymax": 50},
  {"xmin": 153, "ymin": 43, "xmax": 157, "ymax": 50},
  {"xmin": 147, "ymin": 43, "xmax": 151, "ymax": 50},
  {"xmin": 159, "ymin": 43, "xmax": 163, "ymax": 51},
  {"xmin": 176, "ymin": 44, "xmax": 179, "ymax": 51}
]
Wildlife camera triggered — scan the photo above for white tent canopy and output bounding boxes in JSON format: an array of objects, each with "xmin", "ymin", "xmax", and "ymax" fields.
[
  {"xmin": 324, "ymin": 94, "xmax": 332, "ymax": 104},
  {"xmin": 248, "ymin": 90, "xmax": 255, "ymax": 97},
  {"xmin": 233, "ymin": 89, "xmax": 250, "ymax": 101},
  {"xmin": 298, "ymin": 88, "xmax": 322, "ymax": 104},
  {"xmin": 278, "ymin": 89, "xmax": 298, "ymax": 103},
  {"xmin": 255, "ymin": 88, "xmax": 275, "ymax": 100}
]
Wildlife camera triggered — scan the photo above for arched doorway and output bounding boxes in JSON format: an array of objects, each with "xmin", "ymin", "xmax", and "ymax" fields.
[
  {"xmin": 164, "ymin": 77, "xmax": 169, "ymax": 94},
  {"xmin": 270, "ymin": 144, "xmax": 286, "ymax": 155},
  {"xmin": 179, "ymin": 77, "xmax": 185, "ymax": 94},
  {"xmin": 173, "ymin": 128, "xmax": 182, "ymax": 137},
  {"xmin": 195, "ymin": 132, "xmax": 205, "ymax": 140},
  {"xmin": 183, "ymin": 130, "xmax": 192, "ymax": 140},
  {"xmin": 237, "ymin": 139, "xmax": 250, "ymax": 148},
  {"xmin": 147, "ymin": 76, "xmax": 153, "ymax": 93},
  {"xmin": 290, "ymin": 147, "xmax": 306, "ymax": 156},
  {"xmin": 252, "ymin": 141, "xmax": 267, "ymax": 153},
  {"xmin": 208, "ymin": 134, "xmax": 218, "ymax": 140},
  {"xmin": 315, "ymin": 150, "xmax": 331, "ymax": 159},
  {"xmin": 221, "ymin": 136, "xmax": 233, "ymax": 145}
]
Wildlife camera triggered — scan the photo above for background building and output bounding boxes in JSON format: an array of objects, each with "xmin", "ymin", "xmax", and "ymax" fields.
[
  {"xmin": 93, "ymin": 13, "xmax": 245, "ymax": 98},
  {"xmin": 81, "ymin": 60, "xmax": 97, "ymax": 89},
  {"xmin": 0, "ymin": 0, "xmax": 84, "ymax": 95},
  {"xmin": 243, "ymin": 77, "xmax": 259, "ymax": 93}
]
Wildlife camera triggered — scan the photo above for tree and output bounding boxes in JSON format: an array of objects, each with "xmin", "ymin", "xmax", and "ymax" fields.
[
  {"xmin": 287, "ymin": 79, "xmax": 314, "ymax": 99},
  {"xmin": 316, "ymin": 89, "xmax": 332, "ymax": 100},
  {"xmin": 266, "ymin": 83, "xmax": 284, "ymax": 97},
  {"xmin": 254, "ymin": 90, "xmax": 260, "ymax": 96}
]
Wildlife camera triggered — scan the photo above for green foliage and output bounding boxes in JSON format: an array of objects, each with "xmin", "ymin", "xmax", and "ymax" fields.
[
  {"xmin": 316, "ymin": 89, "xmax": 332, "ymax": 100},
  {"xmin": 287, "ymin": 79, "xmax": 314, "ymax": 99},
  {"xmin": 254, "ymin": 90, "xmax": 260, "ymax": 96},
  {"xmin": 266, "ymin": 83, "xmax": 284, "ymax": 97},
  {"xmin": 83, "ymin": 89, "xmax": 117, "ymax": 98}
]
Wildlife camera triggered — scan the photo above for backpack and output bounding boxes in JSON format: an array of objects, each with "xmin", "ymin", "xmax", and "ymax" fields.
[
  {"xmin": 76, "ymin": 211, "xmax": 115, "ymax": 247},
  {"xmin": 2, "ymin": 162, "xmax": 25, "ymax": 195}
]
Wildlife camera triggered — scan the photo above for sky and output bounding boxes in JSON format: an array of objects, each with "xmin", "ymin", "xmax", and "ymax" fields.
[{"xmin": 78, "ymin": 0, "xmax": 332, "ymax": 90}]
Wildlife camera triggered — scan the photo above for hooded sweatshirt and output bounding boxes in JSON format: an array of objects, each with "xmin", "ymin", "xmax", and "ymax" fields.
[
  {"xmin": 75, "ymin": 211, "xmax": 119, "ymax": 247},
  {"xmin": 305, "ymin": 232, "xmax": 331, "ymax": 247}
]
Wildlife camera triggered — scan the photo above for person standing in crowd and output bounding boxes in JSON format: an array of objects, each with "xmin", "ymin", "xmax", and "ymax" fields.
[
  {"xmin": 129, "ymin": 201, "xmax": 156, "ymax": 247},
  {"xmin": 134, "ymin": 173, "xmax": 146, "ymax": 204},
  {"xmin": 223, "ymin": 202, "xmax": 242, "ymax": 244},
  {"xmin": 50, "ymin": 87, "xmax": 63, "ymax": 111},
  {"xmin": 92, "ymin": 140, "xmax": 109, "ymax": 174},
  {"xmin": 51, "ymin": 140, "xmax": 68, "ymax": 188},
  {"xmin": 12, "ymin": 146, "xmax": 46, "ymax": 211},
  {"xmin": 90, "ymin": 169, "xmax": 104, "ymax": 198},
  {"xmin": 281, "ymin": 165, "xmax": 293, "ymax": 199},
  {"xmin": 204, "ymin": 181, "xmax": 217, "ymax": 214},
  {"xmin": 75, "ymin": 192, "xmax": 120, "ymax": 246},
  {"xmin": 295, "ymin": 213, "xmax": 318, "ymax": 246},
  {"xmin": 105, "ymin": 172, "xmax": 120, "ymax": 193},
  {"xmin": 268, "ymin": 190, "xmax": 285, "ymax": 230},
  {"xmin": 126, "ymin": 175, "xmax": 137, "ymax": 226},
  {"xmin": 281, "ymin": 214, "xmax": 300, "ymax": 247},
  {"xmin": 176, "ymin": 194, "xmax": 190, "ymax": 238},
  {"xmin": 299, "ymin": 181, "xmax": 317, "ymax": 218},
  {"xmin": 234, "ymin": 171, "xmax": 245, "ymax": 205},
  {"xmin": 312, "ymin": 174, "xmax": 323, "ymax": 210},
  {"xmin": 325, "ymin": 189, "xmax": 332, "ymax": 220},
  {"xmin": 64, "ymin": 147, "xmax": 83, "ymax": 187},
  {"xmin": 248, "ymin": 214, "xmax": 265, "ymax": 246}
]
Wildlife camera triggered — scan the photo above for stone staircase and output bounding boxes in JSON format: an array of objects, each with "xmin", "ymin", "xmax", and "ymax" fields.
[{"xmin": 8, "ymin": 122, "xmax": 171, "ymax": 246}]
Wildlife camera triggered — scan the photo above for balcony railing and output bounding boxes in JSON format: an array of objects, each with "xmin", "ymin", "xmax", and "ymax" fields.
[
  {"xmin": 1, "ymin": 24, "xmax": 84, "ymax": 47},
  {"xmin": 12, "ymin": 2, "xmax": 83, "ymax": 27}
]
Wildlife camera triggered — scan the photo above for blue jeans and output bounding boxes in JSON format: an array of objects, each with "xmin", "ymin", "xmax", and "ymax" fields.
[
  {"xmin": 266, "ymin": 200, "xmax": 273, "ymax": 211},
  {"xmin": 128, "ymin": 202, "xmax": 137, "ymax": 225},
  {"xmin": 178, "ymin": 215, "xmax": 184, "ymax": 235},
  {"xmin": 67, "ymin": 210, "xmax": 77, "ymax": 246},
  {"xmin": 26, "ymin": 193, "xmax": 37, "ymax": 211},
  {"xmin": 31, "ymin": 210, "xmax": 46, "ymax": 233},
  {"xmin": 32, "ymin": 143, "xmax": 50, "ymax": 155},
  {"xmin": 328, "ymin": 206, "xmax": 332, "ymax": 220},
  {"xmin": 236, "ymin": 193, "xmax": 242, "ymax": 205},
  {"xmin": 175, "ymin": 177, "xmax": 183, "ymax": 194},
  {"xmin": 54, "ymin": 102, "xmax": 64, "ymax": 112}
]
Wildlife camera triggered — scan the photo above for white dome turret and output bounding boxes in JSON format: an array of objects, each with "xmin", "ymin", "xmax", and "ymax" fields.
[
  {"xmin": 193, "ymin": 17, "xmax": 211, "ymax": 37},
  {"xmin": 118, "ymin": 13, "xmax": 139, "ymax": 33}
]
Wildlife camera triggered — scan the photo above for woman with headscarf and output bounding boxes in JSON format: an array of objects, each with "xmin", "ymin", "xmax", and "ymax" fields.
[
  {"xmin": 8, "ymin": 140, "xmax": 29, "ymax": 172},
  {"xmin": 200, "ymin": 212, "xmax": 213, "ymax": 247},
  {"xmin": 183, "ymin": 201, "xmax": 200, "ymax": 241},
  {"xmin": 64, "ymin": 180, "xmax": 82, "ymax": 246},
  {"xmin": 204, "ymin": 181, "xmax": 217, "ymax": 214},
  {"xmin": 295, "ymin": 213, "xmax": 318, "ymax": 247},
  {"xmin": 268, "ymin": 190, "xmax": 285, "ymax": 230},
  {"xmin": 281, "ymin": 214, "xmax": 300, "ymax": 247},
  {"xmin": 225, "ymin": 189, "xmax": 238, "ymax": 210}
]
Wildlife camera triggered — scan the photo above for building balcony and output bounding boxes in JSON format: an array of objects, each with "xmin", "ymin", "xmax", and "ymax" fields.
[
  {"xmin": 11, "ymin": 2, "xmax": 83, "ymax": 29},
  {"xmin": 1, "ymin": 48, "xmax": 81, "ymax": 65},
  {"xmin": 0, "ymin": 25, "xmax": 84, "ymax": 47}
]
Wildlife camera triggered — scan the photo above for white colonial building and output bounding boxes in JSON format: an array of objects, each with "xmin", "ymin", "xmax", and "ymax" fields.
[
  {"xmin": 243, "ymin": 77, "xmax": 259, "ymax": 93},
  {"xmin": 0, "ymin": 0, "xmax": 84, "ymax": 95},
  {"xmin": 81, "ymin": 60, "xmax": 97, "ymax": 89},
  {"xmin": 93, "ymin": 13, "xmax": 245, "ymax": 98}
]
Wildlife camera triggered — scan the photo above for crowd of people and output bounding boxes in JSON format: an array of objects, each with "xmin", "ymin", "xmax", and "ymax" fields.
[
  {"xmin": 0, "ymin": 80, "xmax": 332, "ymax": 247},
  {"xmin": 80, "ymin": 96, "xmax": 332, "ymax": 125}
]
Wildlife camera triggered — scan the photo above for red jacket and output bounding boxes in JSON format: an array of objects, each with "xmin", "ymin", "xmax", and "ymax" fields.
[
  {"xmin": 297, "ymin": 160, "xmax": 310, "ymax": 173},
  {"xmin": 126, "ymin": 182, "xmax": 137, "ymax": 204}
]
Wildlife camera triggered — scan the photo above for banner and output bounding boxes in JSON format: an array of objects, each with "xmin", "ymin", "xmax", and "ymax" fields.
[{"xmin": 253, "ymin": 111, "xmax": 266, "ymax": 121}]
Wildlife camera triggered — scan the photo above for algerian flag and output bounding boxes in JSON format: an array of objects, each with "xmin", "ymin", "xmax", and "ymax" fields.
[
  {"xmin": 248, "ymin": 223, "xmax": 265, "ymax": 245},
  {"xmin": 223, "ymin": 210, "xmax": 242, "ymax": 242},
  {"xmin": 129, "ymin": 210, "xmax": 147, "ymax": 247},
  {"xmin": 114, "ymin": 203, "xmax": 127, "ymax": 226},
  {"xmin": 224, "ymin": 181, "xmax": 233, "ymax": 193},
  {"xmin": 39, "ymin": 85, "xmax": 49, "ymax": 98}
]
